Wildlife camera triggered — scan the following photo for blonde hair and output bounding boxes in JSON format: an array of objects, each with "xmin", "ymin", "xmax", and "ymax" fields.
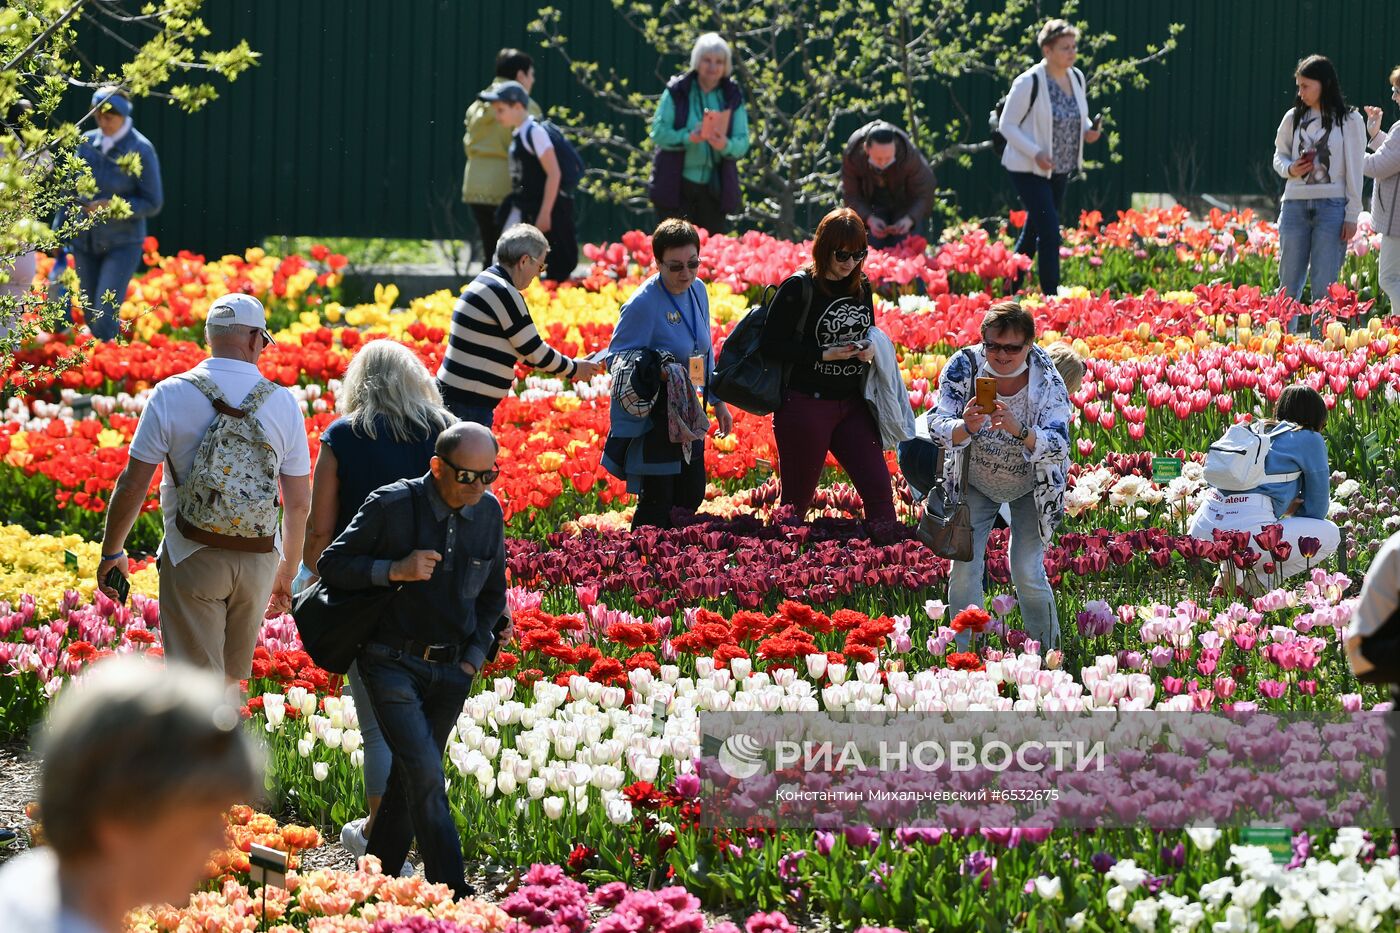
[
  {"xmin": 338, "ymin": 340, "xmax": 454, "ymax": 442},
  {"xmin": 1046, "ymin": 341, "xmax": 1085, "ymax": 394}
]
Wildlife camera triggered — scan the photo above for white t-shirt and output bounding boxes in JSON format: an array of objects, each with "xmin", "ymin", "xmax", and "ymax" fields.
[
  {"xmin": 513, "ymin": 116, "xmax": 554, "ymax": 159},
  {"xmin": 127, "ymin": 357, "xmax": 311, "ymax": 565},
  {"xmin": 0, "ymin": 849, "xmax": 105, "ymax": 933}
]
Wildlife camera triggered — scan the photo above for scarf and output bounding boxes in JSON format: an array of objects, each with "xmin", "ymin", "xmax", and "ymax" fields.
[
  {"xmin": 663, "ymin": 362, "xmax": 709, "ymax": 461},
  {"xmin": 99, "ymin": 118, "xmax": 132, "ymax": 155}
]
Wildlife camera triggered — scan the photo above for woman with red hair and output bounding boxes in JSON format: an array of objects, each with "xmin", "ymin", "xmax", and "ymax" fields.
[{"xmin": 759, "ymin": 207, "xmax": 896, "ymax": 529}]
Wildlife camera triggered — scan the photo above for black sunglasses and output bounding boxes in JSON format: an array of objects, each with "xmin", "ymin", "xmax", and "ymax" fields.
[
  {"xmin": 834, "ymin": 249, "xmax": 868, "ymax": 263},
  {"xmin": 438, "ymin": 454, "xmax": 500, "ymax": 486},
  {"xmin": 984, "ymin": 340, "xmax": 1028, "ymax": 355},
  {"xmin": 663, "ymin": 259, "xmax": 702, "ymax": 272}
]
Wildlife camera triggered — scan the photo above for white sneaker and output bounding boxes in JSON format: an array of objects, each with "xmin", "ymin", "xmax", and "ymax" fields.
[
  {"xmin": 341, "ymin": 817, "xmax": 413, "ymax": 876},
  {"xmin": 339, "ymin": 818, "xmax": 369, "ymax": 858}
]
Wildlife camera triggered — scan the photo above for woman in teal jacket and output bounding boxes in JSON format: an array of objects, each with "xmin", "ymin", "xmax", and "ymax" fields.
[{"xmin": 648, "ymin": 33, "xmax": 751, "ymax": 235}]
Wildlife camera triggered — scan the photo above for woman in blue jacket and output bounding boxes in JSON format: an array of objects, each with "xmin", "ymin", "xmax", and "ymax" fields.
[
  {"xmin": 1189, "ymin": 385, "xmax": 1340, "ymax": 591},
  {"xmin": 64, "ymin": 87, "xmax": 163, "ymax": 341}
]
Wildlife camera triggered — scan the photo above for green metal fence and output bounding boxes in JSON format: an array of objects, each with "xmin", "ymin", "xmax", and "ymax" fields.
[{"xmin": 71, "ymin": 0, "xmax": 1400, "ymax": 256}]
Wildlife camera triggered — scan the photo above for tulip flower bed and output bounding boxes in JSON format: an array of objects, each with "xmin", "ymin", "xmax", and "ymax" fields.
[{"xmin": 4, "ymin": 216, "xmax": 1400, "ymax": 929}]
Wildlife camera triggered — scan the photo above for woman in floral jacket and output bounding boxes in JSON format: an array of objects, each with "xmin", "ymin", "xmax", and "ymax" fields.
[{"xmin": 927, "ymin": 302, "xmax": 1071, "ymax": 651}]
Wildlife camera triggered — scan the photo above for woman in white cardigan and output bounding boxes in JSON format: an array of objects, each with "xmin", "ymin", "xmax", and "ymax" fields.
[
  {"xmin": 1364, "ymin": 66, "xmax": 1400, "ymax": 313},
  {"xmin": 1271, "ymin": 54, "xmax": 1365, "ymax": 333},
  {"xmin": 998, "ymin": 19, "xmax": 1101, "ymax": 296}
]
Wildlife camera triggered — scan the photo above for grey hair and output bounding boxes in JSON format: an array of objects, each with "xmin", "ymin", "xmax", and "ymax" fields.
[
  {"xmin": 690, "ymin": 33, "xmax": 733, "ymax": 76},
  {"xmin": 205, "ymin": 321, "xmax": 254, "ymax": 343},
  {"xmin": 496, "ymin": 224, "xmax": 549, "ymax": 267},
  {"xmin": 38, "ymin": 657, "xmax": 262, "ymax": 857},
  {"xmin": 338, "ymin": 339, "xmax": 454, "ymax": 443},
  {"xmin": 1037, "ymin": 18, "xmax": 1079, "ymax": 48}
]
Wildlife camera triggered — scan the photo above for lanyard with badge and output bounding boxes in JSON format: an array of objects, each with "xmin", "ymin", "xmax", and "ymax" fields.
[{"xmin": 664, "ymin": 283, "xmax": 707, "ymax": 387}]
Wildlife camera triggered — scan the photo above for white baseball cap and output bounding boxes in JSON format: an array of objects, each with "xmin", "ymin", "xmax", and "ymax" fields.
[{"xmin": 207, "ymin": 293, "xmax": 275, "ymax": 344}]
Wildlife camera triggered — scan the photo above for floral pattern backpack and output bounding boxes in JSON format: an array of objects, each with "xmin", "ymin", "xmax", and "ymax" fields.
[{"xmin": 166, "ymin": 373, "xmax": 281, "ymax": 551}]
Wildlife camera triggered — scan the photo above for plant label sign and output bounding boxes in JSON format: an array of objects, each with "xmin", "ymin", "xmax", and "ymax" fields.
[
  {"xmin": 1363, "ymin": 431, "xmax": 1383, "ymax": 464},
  {"xmin": 63, "ymin": 550, "xmax": 79, "ymax": 572},
  {"xmin": 1151, "ymin": 457, "xmax": 1182, "ymax": 483},
  {"xmin": 249, "ymin": 842, "xmax": 288, "ymax": 889},
  {"xmin": 1240, "ymin": 825, "xmax": 1292, "ymax": 865}
]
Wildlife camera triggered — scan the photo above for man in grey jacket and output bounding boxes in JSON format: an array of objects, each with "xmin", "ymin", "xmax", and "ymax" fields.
[
  {"xmin": 841, "ymin": 121, "xmax": 938, "ymax": 248},
  {"xmin": 317, "ymin": 421, "xmax": 509, "ymax": 897}
]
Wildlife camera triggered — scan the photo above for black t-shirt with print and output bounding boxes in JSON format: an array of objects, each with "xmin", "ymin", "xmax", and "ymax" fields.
[{"xmin": 759, "ymin": 273, "xmax": 873, "ymax": 400}]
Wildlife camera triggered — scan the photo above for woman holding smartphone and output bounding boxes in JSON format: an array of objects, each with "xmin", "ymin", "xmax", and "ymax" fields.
[
  {"xmin": 926, "ymin": 302, "xmax": 1072, "ymax": 652},
  {"xmin": 759, "ymin": 207, "xmax": 896, "ymax": 530},
  {"xmin": 997, "ymin": 19, "xmax": 1101, "ymax": 296},
  {"xmin": 1272, "ymin": 54, "xmax": 1365, "ymax": 329}
]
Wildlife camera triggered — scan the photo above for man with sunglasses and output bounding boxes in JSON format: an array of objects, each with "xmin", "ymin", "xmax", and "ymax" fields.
[
  {"xmin": 317, "ymin": 421, "xmax": 509, "ymax": 897},
  {"xmin": 841, "ymin": 120, "xmax": 938, "ymax": 248}
]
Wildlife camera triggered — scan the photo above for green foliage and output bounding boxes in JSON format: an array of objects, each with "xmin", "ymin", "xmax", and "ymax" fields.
[
  {"xmin": 530, "ymin": 0, "xmax": 1181, "ymax": 238},
  {"xmin": 0, "ymin": 0, "xmax": 258, "ymax": 374}
]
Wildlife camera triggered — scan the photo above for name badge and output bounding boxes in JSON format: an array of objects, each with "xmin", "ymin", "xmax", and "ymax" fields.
[{"xmin": 688, "ymin": 355, "xmax": 705, "ymax": 387}]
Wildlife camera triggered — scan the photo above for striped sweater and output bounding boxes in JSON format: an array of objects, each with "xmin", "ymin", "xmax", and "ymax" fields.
[{"xmin": 436, "ymin": 265, "xmax": 577, "ymax": 406}]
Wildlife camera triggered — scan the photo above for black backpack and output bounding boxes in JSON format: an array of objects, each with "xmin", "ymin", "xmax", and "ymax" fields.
[
  {"xmin": 710, "ymin": 273, "xmax": 813, "ymax": 416},
  {"xmin": 518, "ymin": 119, "xmax": 586, "ymax": 191},
  {"xmin": 989, "ymin": 72, "xmax": 1041, "ymax": 157}
]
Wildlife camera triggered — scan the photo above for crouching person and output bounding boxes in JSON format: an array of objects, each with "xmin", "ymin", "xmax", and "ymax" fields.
[{"xmin": 317, "ymin": 422, "xmax": 508, "ymax": 897}]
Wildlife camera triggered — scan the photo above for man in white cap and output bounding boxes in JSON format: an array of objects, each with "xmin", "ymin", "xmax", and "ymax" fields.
[{"xmin": 97, "ymin": 294, "xmax": 311, "ymax": 681}]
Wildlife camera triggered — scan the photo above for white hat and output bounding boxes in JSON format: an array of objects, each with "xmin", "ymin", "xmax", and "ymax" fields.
[{"xmin": 207, "ymin": 293, "xmax": 275, "ymax": 344}]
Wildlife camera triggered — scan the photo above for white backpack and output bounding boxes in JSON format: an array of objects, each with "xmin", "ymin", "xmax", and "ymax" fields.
[
  {"xmin": 1202, "ymin": 421, "xmax": 1301, "ymax": 492},
  {"xmin": 166, "ymin": 373, "xmax": 282, "ymax": 551}
]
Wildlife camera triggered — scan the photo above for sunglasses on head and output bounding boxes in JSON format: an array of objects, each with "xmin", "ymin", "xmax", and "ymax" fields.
[
  {"xmin": 438, "ymin": 454, "xmax": 500, "ymax": 486},
  {"xmin": 984, "ymin": 340, "xmax": 1028, "ymax": 355},
  {"xmin": 833, "ymin": 249, "xmax": 868, "ymax": 263},
  {"xmin": 663, "ymin": 259, "xmax": 701, "ymax": 273}
]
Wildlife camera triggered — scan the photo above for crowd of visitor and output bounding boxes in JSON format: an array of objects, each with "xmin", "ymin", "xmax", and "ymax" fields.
[{"xmin": 1, "ymin": 15, "xmax": 1395, "ymax": 909}]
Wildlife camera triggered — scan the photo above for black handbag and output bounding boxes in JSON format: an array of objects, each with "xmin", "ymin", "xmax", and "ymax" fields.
[
  {"xmin": 291, "ymin": 486, "xmax": 430, "ymax": 674},
  {"xmin": 916, "ymin": 448, "xmax": 973, "ymax": 562},
  {"xmin": 291, "ymin": 580, "xmax": 400, "ymax": 675},
  {"xmin": 710, "ymin": 273, "xmax": 812, "ymax": 416}
]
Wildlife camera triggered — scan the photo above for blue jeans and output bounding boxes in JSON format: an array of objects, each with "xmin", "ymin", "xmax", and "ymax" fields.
[
  {"xmin": 346, "ymin": 661, "xmax": 391, "ymax": 798},
  {"xmin": 1009, "ymin": 171, "xmax": 1069, "ymax": 295},
  {"xmin": 359, "ymin": 641, "xmax": 475, "ymax": 896},
  {"xmin": 71, "ymin": 241, "xmax": 144, "ymax": 341},
  {"xmin": 1278, "ymin": 196, "xmax": 1347, "ymax": 325},
  {"xmin": 947, "ymin": 485, "xmax": 1059, "ymax": 651}
]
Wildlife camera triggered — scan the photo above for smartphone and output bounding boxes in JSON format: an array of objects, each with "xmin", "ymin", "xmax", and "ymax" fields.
[
  {"xmin": 849, "ymin": 339, "xmax": 872, "ymax": 351},
  {"xmin": 1303, "ymin": 147, "xmax": 1317, "ymax": 160},
  {"xmin": 1092, "ymin": 112, "xmax": 1103, "ymax": 130},
  {"xmin": 975, "ymin": 377, "xmax": 998, "ymax": 413},
  {"xmin": 485, "ymin": 613, "xmax": 513, "ymax": 663},
  {"xmin": 104, "ymin": 566, "xmax": 130, "ymax": 605}
]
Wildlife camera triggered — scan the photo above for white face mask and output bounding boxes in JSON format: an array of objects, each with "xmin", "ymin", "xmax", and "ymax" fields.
[{"xmin": 981, "ymin": 354, "xmax": 1029, "ymax": 379}]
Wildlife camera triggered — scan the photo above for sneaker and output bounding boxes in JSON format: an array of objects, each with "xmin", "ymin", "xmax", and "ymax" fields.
[{"xmin": 339, "ymin": 818, "xmax": 369, "ymax": 859}]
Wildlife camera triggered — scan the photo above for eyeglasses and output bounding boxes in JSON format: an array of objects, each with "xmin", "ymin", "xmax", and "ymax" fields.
[
  {"xmin": 833, "ymin": 249, "xmax": 868, "ymax": 263},
  {"xmin": 438, "ymin": 454, "xmax": 500, "ymax": 486},
  {"xmin": 662, "ymin": 259, "xmax": 701, "ymax": 273},
  {"xmin": 984, "ymin": 340, "xmax": 1028, "ymax": 355}
]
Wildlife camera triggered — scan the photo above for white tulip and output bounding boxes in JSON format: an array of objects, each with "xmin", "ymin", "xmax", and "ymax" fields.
[
  {"xmin": 1186, "ymin": 827, "xmax": 1221, "ymax": 851},
  {"xmin": 494, "ymin": 677, "xmax": 515, "ymax": 699},
  {"xmin": 262, "ymin": 694, "xmax": 286, "ymax": 729},
  {"xmin": 497, "ymin": 772, "xmax": 518, "ymax": 796},
  {"xmin": 1105, "ymin": 884, "xmax": 1128, "ymax": 912},
  {"xmin": 527, "ymin": 777, "xmax": 547, "ymax": 799},
  {"xmin": 322, "ymin": 727, "xmax": 343, "ymax": 750},
  {"xmin": 286, "ymin": 686, "xmax": 309, "ymax": 715},
  {"xmin": 341, "ymin": 729, "xmax": 363, "ymax": 755},
  {"xmin": 606, "ymin": 797, "xmax": 633, "ymax": 825},
  {"xmin": 350, "ymin": 749, "xmax": 364, "ymax": 770},
  {"xmin": 313, "ymin": 762, "xmax": 329, "ymax": 782},
  {"xmin": 827, "ymin": 663, "xmax": 848, "ymax": 685},
  {"xmin": 804, "ymin": 653, "xmax": 828, "ymax": 680},
  {"xmin": 298, "ymin": 736, "xmax": 314, "ymax": 758},
  {"xmin": 635, "ymin": 755, "xmax": 660, "ymax": 782},
  {"xmin": 1032, "ymin": 875, "xmax": 1062, "ymax": 900},
  {"xmin": 730, "ymin": 657, "xmax": 751, "ymax": 680},
  {"xmin": 543, "ymin": 796, "xmax": 565, "ymax": 820}
]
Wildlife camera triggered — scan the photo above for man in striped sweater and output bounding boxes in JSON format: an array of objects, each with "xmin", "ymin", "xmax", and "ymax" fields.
[{"xmin": 436, "ymin": 224, "xmax": 601, "ymax": 425}]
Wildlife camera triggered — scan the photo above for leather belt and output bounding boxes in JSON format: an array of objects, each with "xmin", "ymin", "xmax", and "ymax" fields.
[{"xmin": 372, "ymin": 632, "xmax": 464, "ymax": 663}]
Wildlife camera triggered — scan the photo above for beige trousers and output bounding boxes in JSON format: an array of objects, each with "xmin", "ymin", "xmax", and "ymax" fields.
[{"xmin": 159, "ymin": 547, "xmax": 279, "ymax": 679}]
